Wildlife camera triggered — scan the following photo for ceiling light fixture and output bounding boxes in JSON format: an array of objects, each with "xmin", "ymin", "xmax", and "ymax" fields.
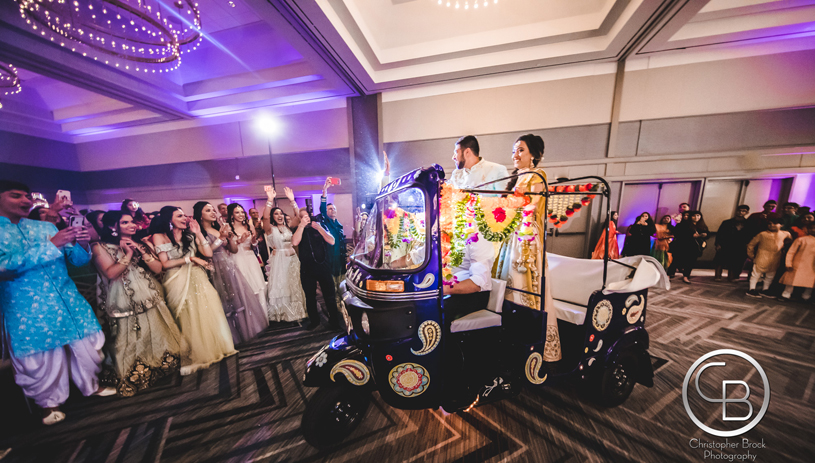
[
  {"xmin": 443, "ymin": 0, "xmax": 493, "ymax": 9},
  {"xmin": 15, "ymin": 0, "xmax": 204, "ymax": 73},
  {"xmin": 0, "ymin": 62, "xmax": 22, "ymax": 110}
]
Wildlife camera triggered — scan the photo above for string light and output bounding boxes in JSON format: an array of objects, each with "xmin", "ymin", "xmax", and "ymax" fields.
[
  {"xmin": 0, "ymin": 62, "xmax": 22, "ymax": 110},
  {"xmin": 15, "ymin": 0, "xmax": 203, "ymax": 73}
]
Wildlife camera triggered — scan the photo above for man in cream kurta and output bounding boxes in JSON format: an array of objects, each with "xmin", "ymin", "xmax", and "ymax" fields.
[{"xmin": 449, "ymin": 135, "xmax": 509, "ymax": 192}]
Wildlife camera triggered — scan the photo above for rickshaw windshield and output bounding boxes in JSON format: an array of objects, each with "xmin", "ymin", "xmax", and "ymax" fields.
[{"xmin": 352, "ymin": 187, "xmax": 427, "ymax": 271}]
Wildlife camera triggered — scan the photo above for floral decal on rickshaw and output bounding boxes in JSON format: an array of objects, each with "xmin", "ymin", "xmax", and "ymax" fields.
[
  {"xmin": 410, "ymin": 320, "xmax": 441, "ymax": 356},
  {"xmin": 330, "ymin": 360, "xmax": 370, "ymax": 386},
  {"xmin": 525, "ymin": 352, "xmax": 548, "ymax": 385},
  {"xmin": 592, "ymin": 300, "xmax": 613, "ymax": 332},
  {"xmin": 389, "ymin": 363, "xmax": 430, "ymax": 397}
]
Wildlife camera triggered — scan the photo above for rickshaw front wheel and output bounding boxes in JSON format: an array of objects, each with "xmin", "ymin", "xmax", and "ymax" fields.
[
  {"xmin": 301, "ymin": 384, "xmax": 371, "ymax": 450},
  {"xmin": 596, "ymin": 351, "xmax": 638, "ymax": 407}
]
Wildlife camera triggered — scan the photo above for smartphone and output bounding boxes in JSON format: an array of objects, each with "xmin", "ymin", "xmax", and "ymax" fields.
[
  {"xmin": 31, "ymin": 192, "xmax": 49, "ymax": 208},
  {"xmin": 264, "ymin": 185, "xmax": 272, "ymax": 192},
  {"xmin": 56, "ymin": 190, "xmax": 72, "ymax": 204},
  {"xmin": 329, "ymin": 177, "xmax": 341, "ymax": 186},
  {"xmin": 69, "ymin": 215, "xmax": 86, "ymax": 229}
]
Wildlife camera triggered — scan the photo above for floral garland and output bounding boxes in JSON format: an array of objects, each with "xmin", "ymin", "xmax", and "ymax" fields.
[
  {"xmin": 546, "ymin": 183, "xmax": 601, "ymax": 228},
  {"xmin": 440, "ymin": 184, "xmax": 530, "ymax": 285},
  {"xmin": 385, "ymin": 212, "xmax": 409, "ymax": 249}
]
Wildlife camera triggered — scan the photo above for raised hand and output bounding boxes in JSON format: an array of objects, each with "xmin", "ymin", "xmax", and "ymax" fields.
[
  {"xmin": 265, "ymin": 185, "xmax": 276, "ymax": 200},
  {"xmin": 284, "ymin": 186, "xmax": 295, "ymax": 202},
  {"xmin": 383, "ymin": 151, "xmax": 390, "ymax": 176}
]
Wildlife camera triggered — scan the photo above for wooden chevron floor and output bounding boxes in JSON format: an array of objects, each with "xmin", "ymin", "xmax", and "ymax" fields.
[{"xmin": 1, "ymin": 273, "xmax": 814, "ymax": 463}]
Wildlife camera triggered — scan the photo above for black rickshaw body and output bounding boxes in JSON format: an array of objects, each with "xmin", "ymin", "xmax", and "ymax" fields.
[
  {"xmin": 304, "ymin": 165, "xmax": 446, "ymax": 410},
  {"xmin": 302, "ymin": 164, "xmax": 663, "ymax": 443}
]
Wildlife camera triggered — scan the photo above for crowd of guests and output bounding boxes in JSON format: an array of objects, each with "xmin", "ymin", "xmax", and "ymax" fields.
[
  {"xmin": 592, "ymin": 200, "xmax": 815, "ymax": 301},
  {"xmin": 0, "ymin": 178, "xmax": 351, "ymax": 425}
]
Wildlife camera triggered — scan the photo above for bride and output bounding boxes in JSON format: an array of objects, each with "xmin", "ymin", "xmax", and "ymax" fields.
[
  {"xmin": 262, "ymin": 186, "xmax": 308, "ymax": 322},
  {"xmin": 493, "ymin": 134, "xmax": 562, "ymax": 363}
]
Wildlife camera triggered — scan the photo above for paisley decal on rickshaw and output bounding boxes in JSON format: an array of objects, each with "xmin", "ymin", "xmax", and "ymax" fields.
[
  {"xmin": 626, "ymin": 295, "xmax": 645, "ymax": 324},
  {"xmin": 592, "ymin": 339, "xmax": 604, "ymax": 352},
  {"xmin": 389, "ymin": 363, "xmax": 430, "ymax": 397},
  {"xmin": 592, "ymin": 300, "xmax": 613, "ymax": 331},
  {"xmin": 410, "ymin": 320, "xmax": 441, "ymax": 356},
  {"xmin": 330, "ymin": 360, "xmax": 370, "ymax": 386},
  {"xmin": 414, "ymin": 273, "xmax": 435, "ymax": 289},
  {"xmin": 525, "ymin": 352, "xmax": 548, "ymax": 385}
]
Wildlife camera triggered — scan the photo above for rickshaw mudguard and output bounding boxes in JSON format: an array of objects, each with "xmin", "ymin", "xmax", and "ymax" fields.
[
  {"xmin": 303, "ymin": 335, "xmax": 371, "ymax": 388},
  {"xmin": 606, "ymin": 326, "xmax": 654, "ymax": 387},
  {"xmin": 580, "ymin": 289, "xmax": 654, "ymax": 388}
]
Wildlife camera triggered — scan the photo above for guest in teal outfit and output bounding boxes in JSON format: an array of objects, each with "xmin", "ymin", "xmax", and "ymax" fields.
[
  {"xmin": 0, "ymin": 180, "xmax": 115, "ymax": 426},
  {"xmin": 320, "ymin": 177, "xmax": 347, "ymax": 313}
]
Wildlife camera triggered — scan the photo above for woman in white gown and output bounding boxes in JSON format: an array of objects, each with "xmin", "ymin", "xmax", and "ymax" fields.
[
  {"xmin": 226, "ymin": 203, "xmax": 269, "ymax": 316},
  {"xmin": 262, "ymin": 186, "xmax": 308, "ymax": 322}
]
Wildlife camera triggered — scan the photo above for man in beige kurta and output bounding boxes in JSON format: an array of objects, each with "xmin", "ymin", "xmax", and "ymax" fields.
[
  {"xmin": 746, "ymin": 219, "xmax": 791, "ymax": 297},
  {"xmin": 780, "ymin": 225, "xmax": 815, "ymax": 301}
]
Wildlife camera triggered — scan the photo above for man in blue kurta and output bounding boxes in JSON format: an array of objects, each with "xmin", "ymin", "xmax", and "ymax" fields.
[
  {"xmin": 321, "ymin": 177, "xmax": 348, "ymax": 312},
  {"xmin": 0, "ymin": 180, "xmax": 113, "ymax": 426}
]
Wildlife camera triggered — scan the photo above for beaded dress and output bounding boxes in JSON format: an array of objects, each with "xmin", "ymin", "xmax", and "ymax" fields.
[
  {"xmin": 93, "ymin": 242, "xmax": 188, "ymax": 395},
  {"xmin": 205, "ymin": 232, "xmax": 268, "ymax": 344},
  {"xmin": 156, "ymin": 239, "xmax": 236, "ymax": 375},
  {"xmin": 265, "ymin": 226, "xmax": 308, "ymax": 322},
  {"xmin": 493, "ymin": 167, "xmax": 562, "ymax": 362},
  {"xmin": 231, "ymin": 233, "xmax": 269, "ymax": 316}
]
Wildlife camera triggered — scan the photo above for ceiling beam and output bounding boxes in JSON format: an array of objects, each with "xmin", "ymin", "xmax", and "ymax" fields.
[{"xmin": 0, "ymin": 18, "xmax": 192, "ymax": 120}]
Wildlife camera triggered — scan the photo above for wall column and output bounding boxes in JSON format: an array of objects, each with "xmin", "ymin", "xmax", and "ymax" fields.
[{"xmin": 347, "ymin": 94, "xmax": 383, "ymax": 209}]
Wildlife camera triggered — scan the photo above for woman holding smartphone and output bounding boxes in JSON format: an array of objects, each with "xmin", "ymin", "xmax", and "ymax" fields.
[
  {"xmin": 151, "ymin": 206, "xmax": 236, "ymax": 375},
  {"xmin": 91, "ymin": 211, "xmax": 188, "ymax": 395}
]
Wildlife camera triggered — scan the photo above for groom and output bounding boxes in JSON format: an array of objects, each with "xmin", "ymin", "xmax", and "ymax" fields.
[{"xmin": 449, "ymin": 135, "xmax": 509, "ymax": 191}]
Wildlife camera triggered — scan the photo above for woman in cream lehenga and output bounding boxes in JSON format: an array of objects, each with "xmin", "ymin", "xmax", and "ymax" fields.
[
  {"xmin": 262, "ymin": 186, "xmax": 308, "ymax": 322},
  {"xmin": 151, "ymin": 206, "xmax": 237, "ymax": 375},
  {"xmin": 493, "ymin": 134, "xmax": 562, "ymax": 362}
]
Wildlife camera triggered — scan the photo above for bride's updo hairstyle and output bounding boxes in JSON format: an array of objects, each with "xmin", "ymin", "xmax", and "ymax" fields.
[{"xmin": 507, "ymin": 133, "xmax": 545, "ymax": 192}]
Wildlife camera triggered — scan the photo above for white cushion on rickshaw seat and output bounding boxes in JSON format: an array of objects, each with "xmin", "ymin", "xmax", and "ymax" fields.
[
  {"xmin": 552, "ymin": 299, "xmax": 588, "ymax": 326},
  {"xmin": 487, "ymin": 279, "xmax": 507, "ymax": 313},
  {"xmin": 451, "ymin": 310, "xmax": 502, "ymax": 333}
]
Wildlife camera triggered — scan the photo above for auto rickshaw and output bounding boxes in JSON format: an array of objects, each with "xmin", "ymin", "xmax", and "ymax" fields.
[{"xmin": 300, "ymin": 164, "xmax": 669, "ymax": 449}]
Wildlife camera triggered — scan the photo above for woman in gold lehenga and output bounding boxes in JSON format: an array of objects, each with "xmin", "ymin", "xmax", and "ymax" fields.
[{"xmin": 493, "ymin": 134, "xmax": 562, "ymax": 362}]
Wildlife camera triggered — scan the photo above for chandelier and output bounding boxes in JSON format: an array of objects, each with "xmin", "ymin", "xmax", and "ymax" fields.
[
  {"xmin": 437, "ymin": 0, "xmax": 499, "ymax": 9},
  {"xmin": 16, "ymin": 0, "xmax": 203, "ymax": 73},
  {"xmin": 0, "ymin": 63, "xmax": 22, "ymax": 110}
]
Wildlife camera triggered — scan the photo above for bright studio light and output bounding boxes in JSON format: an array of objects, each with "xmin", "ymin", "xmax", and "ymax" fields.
[{"xmin": 255, "ymin": 115, "xmax": 281, "ymax": 136}]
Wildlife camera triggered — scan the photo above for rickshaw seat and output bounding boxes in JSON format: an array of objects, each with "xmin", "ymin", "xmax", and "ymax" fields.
[
  {"xmin": 551, "ymin": 299, "xmax": 587, "ymax": 325},
  {"xmin": 450, "ymin": 279, "xmax": 507, "ymax": 333}
]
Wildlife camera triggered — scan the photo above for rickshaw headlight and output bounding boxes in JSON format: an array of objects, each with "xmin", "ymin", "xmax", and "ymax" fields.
[
  {"xmin": 361, "ymin": 312, "xmax": 370, "ymax": 335},
  {"xmin": 366, "ymin": 280, "xmax": 404, "ymax": 292}
]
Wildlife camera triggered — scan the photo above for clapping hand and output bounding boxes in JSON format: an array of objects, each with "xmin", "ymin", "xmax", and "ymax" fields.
[
  {"xmin": 238, "ymin": 231, "xmax": 251, "ymax": 243},
  {"xmin": 188, "ymin": 219, "xmax": 201, "ymax": 235},
  {"xmin": 219, "ymin": 227, "xmax": 233, "ymax": 241}
]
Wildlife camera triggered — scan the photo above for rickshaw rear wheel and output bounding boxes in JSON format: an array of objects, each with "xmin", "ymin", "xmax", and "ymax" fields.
[
  {"xmin": 301, "ymin": 384, "xmax": 371, "ymax": 450},
  {"xmin": 596, "ymin": 351, "xmax": 638, "ymax": 407}
]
